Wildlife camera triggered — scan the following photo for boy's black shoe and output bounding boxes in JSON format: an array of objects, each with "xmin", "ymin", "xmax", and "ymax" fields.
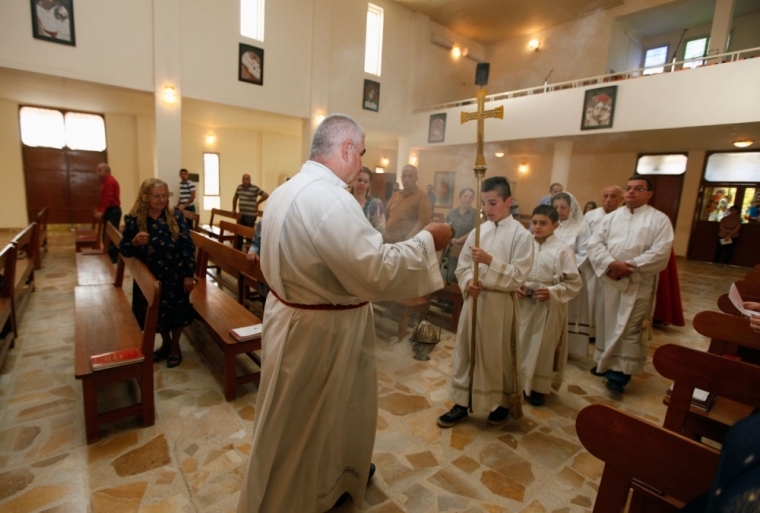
[
  {"xmin": 487, "ymin": 406, "xmax": 510, "ymax": 425},
  {"xmin": 437, "ymin": 404, "xmax": 469, "ymax": 428}
]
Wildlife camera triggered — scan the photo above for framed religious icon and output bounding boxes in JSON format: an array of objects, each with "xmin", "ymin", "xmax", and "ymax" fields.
[
  {"xmin": 581, "ymin": 86, "xmax": 617, "ymax": 130},
  {"xmin": 30, "ymin": 0, "xmax": 76, "ymax": 46},
  {"xmin": 428, "ymin": 113, "xmax": 447, "ymax": 143},
  {"xmin": 363, "ymin": 80, "xmax": 380, "ymax": 112},
  {"xmin": 239, "ymin": 43, "xmax": 264, "ymax": 86},
  {"xmin": 434, "ymin": 171, "xmax": 456, "ymax": 209}
]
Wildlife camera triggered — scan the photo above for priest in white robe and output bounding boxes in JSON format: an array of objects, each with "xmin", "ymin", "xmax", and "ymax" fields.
[
  {"xmin": 237, "ymin": 114, "xmax": 452, "ymax": 513},
  {"xmin": 583, "ymin": 185, "xmax": 624, "ymax": 341},
  {"xmin": 518, "ymin": 205, "xmax": 582, "ymax": 406},
  {"xmin": 438, "ymin": 177, "xmax": 534, "ymax": 428},
  {"xmin": 587, "ymin": 176, "xmax": 673, "ymax": 393}
]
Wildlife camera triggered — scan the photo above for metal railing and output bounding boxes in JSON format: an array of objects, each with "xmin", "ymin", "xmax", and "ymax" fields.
[{"xmin": 413, "ymin": 46, "xmax": 760, "ymax": 114}]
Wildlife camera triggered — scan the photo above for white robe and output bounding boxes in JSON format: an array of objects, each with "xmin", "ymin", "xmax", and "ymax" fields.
[
  {"xmin": 519, "ymin": 235, "xmax": 582, "ymax": 395},
  {"xmin": 581, "ymin": 207, "xmax": 610, "ymax": 342},
  {"xmin": 450, "ymin": 216, "xmax": 534, "ymax": 414},
  {"xmin": 238, "ymin": 161, "xmax": 444, "ymax": 513},
  {"xmin": 555, "ymin": 217, "xmax": 592, "ymax": 358},
  {"xmin": 587, "ymin": 204, "xmax": 673, "ymax": 375}
]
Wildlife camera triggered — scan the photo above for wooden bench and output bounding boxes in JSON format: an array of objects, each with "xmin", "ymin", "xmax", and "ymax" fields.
[
  {"xmin": 694, "ymin": 310, "xmax": 760, "ymax": 364},
  {"xmin": 11, "ymin": 223, "xmax": 37, "ymax": 306},
  {"xmin": 33, "ymin": 207, "xmax": 48, "ymax": 270},
  {"xmin": 199, "ymin": 208, "xmax": 241, "ymax": 244},
  {"xmin": 0, "ymin": 244, "xmax": 18, "ymax": 369},
  {"xmin": 75, "ymin": 216, "xmax": 103, "ymax": 253},
  {"xmin": 577, "ymin": 404, "xmax": 719, "ymax": 512},
  {"xmin": 717, "ymin": 280, "xmax": 760, "ymax": 316},
  {"xmin": 182, "ymin": 209, "xmax": 200, "ymax": 231},
  {"xmin": 74, "ymin": 224, "xmax": 160, "ymax": 443},
  {"xmin": 375, "ymin": 296, "xmax": 430, "ymax": 339},
  {"xmin": 76, "ymin": 222, "xmax": 120, "ymax": 287},
  {"xmin": 219, "ymin": 220, "xmax": 255, "ymax": 249},
  {"xmin": 189, "ymin": 231, "xmax": 267, "ymax": 401},
  {"xmin": 655, "ymin": 343, "xmax": 760, "ymax": 444}
]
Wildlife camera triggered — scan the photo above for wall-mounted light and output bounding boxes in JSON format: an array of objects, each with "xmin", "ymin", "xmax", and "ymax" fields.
[
  {"xmin": 375, "ymin": 167, "xmax": 385, "ymax": 174},
  {"xmin": 451, "ymin": 45, "xmax": 468, "ymax": 59},
  {"xmin": 494, "ymin": 152, "xmax": 505, "ymax": 158},
  {"xmin": 409, "ymin": 155, "xmax": 418, "ymax": 166},
  {"xmin": 162, "ymin": 86, "xmax": 178, "ymax": 103},
  {"xmin": 734, "ymin": 139, "xmax": 754, "ymax": 148},
  {"xmin": 380, "ymin": 157, "xmax": 390, "ymax": 167},
  {"xmin": 205, "ymin": 133, "xmax": 216, "ymax": 145},
  {"xmin": 528, "ymin": 39, "xmax": 541, "ymax": 51},
  {"xmin": 431, "ymin": 34, "xmax": 480, "ymax": 62},
  {"xmin": 518, "ymin": 163, "xmax": 529, "ymax": 173},
  {"xmin": 316, "ymin": 113, "xmax": 326, "ymax": 125}
]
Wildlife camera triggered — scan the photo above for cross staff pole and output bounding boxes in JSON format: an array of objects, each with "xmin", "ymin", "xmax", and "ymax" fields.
[{"xmin": 460, "ymin": 89, "xmax": 503, "ymax": 412}]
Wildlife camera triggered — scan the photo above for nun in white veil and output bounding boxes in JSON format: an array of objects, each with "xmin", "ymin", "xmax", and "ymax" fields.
[{"xmin": 551, "ymin": 192, "xmax": 592, "ymax": 358}]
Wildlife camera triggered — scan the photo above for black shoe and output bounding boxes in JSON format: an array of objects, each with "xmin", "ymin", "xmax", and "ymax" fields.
[
  {"xmin": 333, "ymin": 493, "xmax": 350, "ymax": 508},
  {"xmin": 487, "ymin": 406, "xmax": 510, "ymax": 425},
  {"xmin": 437, "ymin": 404, "xmax": 469, "ymax": 428},
  {"xmin": 606, "ymin": 380, "xmax": 625, "ymax": 393},
  {"xmin": 368, "ymin": 463, "xmax": 376, "ymax": 484},
  {"xmin": 526, "ymin": 391, "xmax": 545, "ymax": 407},
  {"xmin": 590, "ymin": 366, "xmax": 605, "ymax": 377}
]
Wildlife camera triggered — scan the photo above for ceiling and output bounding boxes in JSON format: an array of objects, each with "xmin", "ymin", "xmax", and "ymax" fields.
[{"xmin": 621, "ymin": 0, "xmax": 760, "ymax": 38}]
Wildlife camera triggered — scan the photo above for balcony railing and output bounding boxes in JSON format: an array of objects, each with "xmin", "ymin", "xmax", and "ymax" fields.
[{"xmin": 413, "ymin": 46, "xmax": 760, "ymax": 114}]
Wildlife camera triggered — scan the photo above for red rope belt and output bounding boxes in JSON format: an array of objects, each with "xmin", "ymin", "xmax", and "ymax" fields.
[{"xmin": 270, "ymin": 289, "xmax": 368, "ymax": 311}]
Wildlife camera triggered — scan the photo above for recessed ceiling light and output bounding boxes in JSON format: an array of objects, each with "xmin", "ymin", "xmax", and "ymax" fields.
[
  {"xmin": 494, "ymin": 152, "xmax": 505, "ymax": 158},
  {"xmin": 734, "ymin": 140, "xmax": 753, "ymax": 148}
]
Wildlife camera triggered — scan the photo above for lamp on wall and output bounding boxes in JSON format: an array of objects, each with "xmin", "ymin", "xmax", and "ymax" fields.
[
  {"xmin": 518, "ymin": 162, "xmax": 529, "ymax": 173},
  {"xmin": 528, "ymin": 39, "xmax": 541, "ymax": 51},
  {"xmin": 316, "ymin": 113, "xmax": 326, "ymax": 125},
  {"xmin": 375, "ymin": 167, "xmax": 385, "ymax": 174},
  {"xmin": 409, "ymin": 155, "xmax": 418, "ymax": 166},
  {"xmin": 381, "ymin": 157, "xmax": 390, "ymax": 167},
  {"xmin": 494, "ymin": 152, "xmax": 505, "ymax": 158},
  {"xmin": 162, "ymin": 86, "xmax": 178, "ymax": 103},
  {"xmin": 431, "ymin": 34, "xmax": 480, "ymax": 62},
  {"xmin": 734, "ymin": 139, "xmax": 754, "ymax": 148},
  {"xmin": 205, "ymin": 133, "xmax": 216, "ymax": 146}
]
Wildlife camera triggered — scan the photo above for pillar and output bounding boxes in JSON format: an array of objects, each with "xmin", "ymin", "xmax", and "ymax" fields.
[
  {"xmin": 708, "ymin": 0, "xmax": 735, "ymax": 58},
  {"xmin": 550, "ymin": 141, "xmax": 573, "ymax": 188},
  {"xmin": 397, "ymin": 136, "xmax": 412, "ymax": 184}
]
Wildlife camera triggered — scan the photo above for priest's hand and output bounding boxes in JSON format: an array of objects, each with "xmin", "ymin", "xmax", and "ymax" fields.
[
  {"xmin": 744, "ymin": 302, "xmax": 760, "ymax": 333},
  {"xmin": 467, "ymin": 279, "xmax": 483, "ymax": 299},
  {"xmin": 470, "ymin": 247, "xmax": 493, "ymax": 266},
  {"xmin": 423, "ymin": 223, "xmax": 453, "ymax": 251},
  {"xmin": 516, "ymin": 286, "xmax": 529, "ymax": 299},
  {"xmin": 607, "ymin": 260, "xmax": 635, "ymax": 279}
]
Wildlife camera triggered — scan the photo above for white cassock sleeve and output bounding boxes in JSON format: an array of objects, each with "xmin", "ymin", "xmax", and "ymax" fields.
[
  {"xmin": 630, "ymin": 215, "xmax": 673, "ymax": 277},
  {"xmin": 587, "ymin": 214, "xmax": 616, "ymax": 278},
  {"xmin": 481, "ymin": 231, "xmax": 533, "ymax": 292},
  {"xmin": 574, "ymin": 222, "xmax": 591, "ymax": 268},
  {"xmin": 548, "ymin": 247, "xmax": 583, "ymax": 307}
]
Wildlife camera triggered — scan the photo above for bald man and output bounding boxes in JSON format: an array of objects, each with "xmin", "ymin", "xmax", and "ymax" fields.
[
  {"xmin": 384, "ymin": 165, "xmax": 432, "ymax": 243},
  {"xmin": 585, "ymin": 185, "xmax": 624, "ymax": 234}
]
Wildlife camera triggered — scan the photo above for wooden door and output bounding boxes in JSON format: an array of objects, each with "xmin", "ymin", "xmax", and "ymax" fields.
[
  {"xmin": 647, "ymin": 174, "xmax": 684, "ymax": 226},
  {"xmin": 23, "ymin": 147, "xmax": 106, "ymax": 224}
]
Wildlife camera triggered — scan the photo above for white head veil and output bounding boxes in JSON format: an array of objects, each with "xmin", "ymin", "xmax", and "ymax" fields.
[{"xmin": 551, "ymin": 191, "xmax": 590, "ymax": 250}]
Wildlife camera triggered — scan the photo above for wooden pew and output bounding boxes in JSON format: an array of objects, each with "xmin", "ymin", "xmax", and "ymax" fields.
[
  {"xmin": 219, "ymin": 220, "xmax": 255, "ymax": 249},
  {"xmin": 33, "ymin": 207, "xmax": 48, "ymax": 270},
  {"xmin": 74, "ymin": 226, "xmax": 160, "ymax": 443},
  {"xmin": 0, "ymin": 244, "xmax": 18, "ymax": 369},
  {"xmin": 75, "ymin": 216, "xmax": 103, "ymax": 253},
  {"xmin": 189, "ymin": 231, "xmax": 267, "ymax": 401},
  {"xmin": 182, "ymin": 209, "xmax": 200, "ymax": 231},
  {"xmin": 577, "ymin": 404, "xmax": 719, "ymax": 512},
  {"xmin": 76, "ymin": 223, "xmax": 121, "ymax": 287},
  {"xmin": 694, "ymin": 310, "xmax": 760, "ymax": 363},
  {"xmin": 746, "ymin": 270, "xmax": 760, "ymax": 283},
  {"xmin": 199, "ymin": 208, "xmax": 241, "ymax": 244},
  {"xmin": 11, "ymin": 223, "xmax": 37, "ymax": 305},
  {"xmin": 717, "ymin": 280, "xmax": 760, "ymax": 316},
  {"xmin": 655, "ymin": 343, "xmax": 760, "ymax": 444}
]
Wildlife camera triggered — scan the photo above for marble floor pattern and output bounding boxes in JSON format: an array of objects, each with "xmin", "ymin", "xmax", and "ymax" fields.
[{"xmin": 0, "ymin": 231, "xmax": 749, "ymax": 513}]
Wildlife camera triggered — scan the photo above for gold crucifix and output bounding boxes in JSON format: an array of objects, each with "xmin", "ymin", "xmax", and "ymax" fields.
[{"xmin": 460, "ymin": 87, "xmax": 504, "ymax": 412}]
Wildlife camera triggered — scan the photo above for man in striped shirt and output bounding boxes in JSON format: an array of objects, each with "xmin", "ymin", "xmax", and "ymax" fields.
[
  {"xmin": 233, "ymin": 174, "xmax": 268, "ymax": 227},
  {"xmin": 175, "ymin": 168, "xmax": 196, "ymax": 213}
]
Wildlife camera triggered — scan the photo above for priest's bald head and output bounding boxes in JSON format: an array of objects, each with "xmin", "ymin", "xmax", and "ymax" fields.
[{"xmin": 310, "ymin": 114, "xmax": 366, "ymax": 184}]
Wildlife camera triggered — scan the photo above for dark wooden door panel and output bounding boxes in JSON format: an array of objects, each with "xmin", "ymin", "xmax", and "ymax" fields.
[
  {"xmin": 68, "ymin": 150, "xmax": 104, "ymax": 172},
  {"xmin": 22, "ymin": 146, "xmax": 68, "ymax": 170},
  {"xmin": 649, "ymin": 175, "xmax": 684, "ymax": 226}
]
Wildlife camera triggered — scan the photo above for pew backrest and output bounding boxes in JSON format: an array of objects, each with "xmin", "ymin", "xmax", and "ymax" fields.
[
  {"xmin": 693, "ymin": 310, "xmax": 760, "ymax": 352},
  {"xmin": 33, "ymin": 208, "xmax": 48, "ymax": 270},
  {"xmin": 219, "ymin": 220, "xmax": 255, "ymax": 249},
  {"xmin": 0, "ymin": 244, "xmax": 17, "ymax": 301}
]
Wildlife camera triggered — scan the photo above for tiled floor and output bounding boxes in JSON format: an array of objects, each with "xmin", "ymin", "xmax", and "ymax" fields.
[{"xmin": 0, "ymin": 231, "xmax": 749, "ymax": 512}]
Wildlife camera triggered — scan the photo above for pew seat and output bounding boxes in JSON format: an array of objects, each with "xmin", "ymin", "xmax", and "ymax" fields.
[
  {"xmin": 75, "ymin": 216, "xmax": 103, "ymax": 253},
  {"xmin": 0, "ymin": 244, "xmax": 18, "ymax": 370}
]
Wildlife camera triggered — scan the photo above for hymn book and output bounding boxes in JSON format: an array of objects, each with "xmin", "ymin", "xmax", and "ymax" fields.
[
  {"xmin": 230, "ymin": 324, "xmax": 263, "ymax": 342},
  {"xmin": 90, "ymin": 348, "xmax": 145, "ymax": 371},
  {"xmin": 666, "ymin": 385, "xmax": 716, "ymax": 412}
]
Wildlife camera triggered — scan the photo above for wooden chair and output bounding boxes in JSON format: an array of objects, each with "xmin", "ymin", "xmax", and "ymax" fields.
[
  {"xmin": 0, "ymin": 244, "xmax": 18, "ymax": 370},
  {"xmin": 577, "ymin": 404, "xmax": 719, "ymax": 512},
  {"xmin": 654, "ymin": 343, "xmax": 760, "ymax": 444},
  {"xmin": 33, "ymin": 207, "xmax": 48, "ymax": 270},
  {"xmin": 199, "ymin": 208, "xmax": 241, "ymax": 243},
  {"xmin": 75, "ymin": 216, "xmax": 103, "ymax": 253},
  {"xmin": 11, "ymin": 223, "xmax": 37, "ymax": 305},
  {"xmin": 74, "ymin": 224, "xmax": 160, "ymax": 443}
]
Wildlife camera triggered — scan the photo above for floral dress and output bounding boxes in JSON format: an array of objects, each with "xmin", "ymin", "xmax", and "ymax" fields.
[
  {"xmin": 363, "ymin": 196, "xmax": 386, "ymax": 233},
  {"xmin": 120, "ymin": 211, "xmax": 196, "ymax": 332}
]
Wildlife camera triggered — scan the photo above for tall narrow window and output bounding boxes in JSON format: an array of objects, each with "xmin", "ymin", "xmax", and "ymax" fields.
[
  {"xmin": 241, "ymin": 0, "xmax": 265, "ymax": 41},
  {"xmin": 19, "ymin": 107, "xmax": 66, "ymax": 148},
  {"xmin": 682, "ymin": 37, "xmax": 708, "ymax": 69},
  {"xmin": 642, "ymin": 45, "xmax": 668, "ymax": 75},
  {"xmin": 203, "ymin": 153, "xmax": 221, "ymax": 211},
  {"xmin": 364, "ymin": 3, "xmax": 384, "ymax": 76}
]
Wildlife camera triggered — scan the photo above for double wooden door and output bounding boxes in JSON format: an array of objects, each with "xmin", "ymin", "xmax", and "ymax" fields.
[{"xmin": 23, "ymin": 146, "xmax": 106, "ymax": 225}]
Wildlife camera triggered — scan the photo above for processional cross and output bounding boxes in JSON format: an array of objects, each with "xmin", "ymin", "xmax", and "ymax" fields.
[{"xmin": 460, "ymin": 83, "xmax": 504, "ymax": 412}]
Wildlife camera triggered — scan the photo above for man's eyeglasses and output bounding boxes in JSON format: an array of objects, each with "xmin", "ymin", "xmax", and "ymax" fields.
[{"xmin": 626, "ymin": 187, "xmax": 648, "ymax": 193}]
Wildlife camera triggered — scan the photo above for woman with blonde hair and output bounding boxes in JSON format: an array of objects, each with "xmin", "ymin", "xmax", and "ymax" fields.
[{"xmin": 120, "ymin": 178, "xmax": 196, "ymax": 368}]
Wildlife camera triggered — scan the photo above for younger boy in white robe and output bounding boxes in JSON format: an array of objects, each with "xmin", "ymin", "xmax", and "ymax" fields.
[
  {"xmin": 518, "ymin": 205, "xmax": 582, "ymax": 406},
  {"xmin": 438, "ymin": 177, "xmax": 534, "ymax": 428}
]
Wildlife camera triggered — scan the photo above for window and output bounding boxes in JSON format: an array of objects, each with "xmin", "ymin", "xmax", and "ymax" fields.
[
  {"xmin": 643, "ymin": 45, "xmax": 668, "ymax": 75},
  {"xmin": 20, "ymin": 106, "xmax": 106, "ymax": 151},
  {"xmin": 203, "ymin": 153, "xmax": 221, "ymax": 211},
  {"xmin": 241, "ymin": 0, "xmax": 265, "ymax": 42},
  {"xmin": 705, "ymin": 152, "xmax": 760, "ymax": 182},
  {"xmin": 636, "ymin": 154, "xmax": 687, "ymax": 175},
  {"xmin": 364, "ymin": 3, "xmax": 384, "ymax": 76},
  {"xmin": 682, "ymin": 37, "xmax": 708, "ymax": 69}
]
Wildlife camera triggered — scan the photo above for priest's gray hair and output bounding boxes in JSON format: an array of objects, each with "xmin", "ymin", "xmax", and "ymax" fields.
[{"xmin": 310, "ymin": 114, "xmax": 365, "ymax": 160}]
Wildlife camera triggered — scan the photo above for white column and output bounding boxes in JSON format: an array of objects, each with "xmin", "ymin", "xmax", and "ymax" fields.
[
  {"xmin": 709, "ymin": 0, "xmax": 735, "ymax": 59},
  {"xmin": 301, "ymin": 0, "xmax": 332, "ymax": 163},
  {"xmin": 397, "ymin": 137, "xmax": 412, "ymax": 184},
  {"xmin": 153, "ymin": 0, "xmax": 182, "ymax": 186},
  {"xmin": 550, "ymin": 141, "xmax": 573, "ymax": 188}
]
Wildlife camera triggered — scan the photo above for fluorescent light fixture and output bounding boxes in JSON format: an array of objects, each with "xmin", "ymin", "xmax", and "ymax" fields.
[{"xmin": 734, "ymin": 140, "xmax": 754, "ymax": 148}]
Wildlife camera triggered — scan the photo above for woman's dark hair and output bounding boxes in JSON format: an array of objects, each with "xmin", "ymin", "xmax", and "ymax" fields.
[
  {"xmin": 584, "ymin": 201, "xmax": 597, "ymax": 212},
  {"xmin": 459, "ymin": 187, "xmax": 475, "ymax": 198}
]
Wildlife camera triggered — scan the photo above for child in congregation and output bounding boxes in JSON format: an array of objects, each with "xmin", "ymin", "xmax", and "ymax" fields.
[
  {"xmin": 438, "ymin": 176, "xmax": 534, "ymax": 428},
  {"xmin": 518, "ymin": 205, "xmax": 582, "ymax": 406}
]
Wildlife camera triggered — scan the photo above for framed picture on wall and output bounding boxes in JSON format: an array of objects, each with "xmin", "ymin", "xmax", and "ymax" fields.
[
  {"xmin": 428, "ymin": 113, "xmax": 447, "ymax": 143},
  {"xmin": 434, "ymin": 171, "xmax": 456, "ymax": 209},
  {"xmin": 581, "ymin": 85, "xmax": 617, "ymax": 130},
  {"xmin": 239, "ymin": 43, "xmax": 264, "ymax": 85},
  {"xmin": 30, "ymin": 0, "xmax": 76, "ymax": 46},
  {"xmin": 363, "ymin": 80, "xmax": 380, "ymax": 112}
]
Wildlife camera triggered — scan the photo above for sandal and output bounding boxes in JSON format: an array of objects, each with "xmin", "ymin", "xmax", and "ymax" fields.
[
  {"xmin": 153, "ymin": 347, "xmax": 171, "ymax": 362},
  {"xmin": 166, "ymin": 354, "xmax": 183, "ymax": 368}
]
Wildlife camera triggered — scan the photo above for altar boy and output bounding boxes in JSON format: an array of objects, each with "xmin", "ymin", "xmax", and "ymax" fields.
[
  {"xmin": 438, "ymin": 177, "xmax": 534, "ymax": 428},
  {"xmin": 518, "ymin": 205, "xmax": 582, "ymax": 406}
]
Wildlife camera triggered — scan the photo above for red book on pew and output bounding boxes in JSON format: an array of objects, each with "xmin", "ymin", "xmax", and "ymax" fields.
[{"xmin": 90, "ymin": 348, "xmax": 145, "ymax": 371}]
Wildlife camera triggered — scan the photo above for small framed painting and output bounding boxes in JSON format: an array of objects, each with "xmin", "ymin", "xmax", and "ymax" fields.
[
  {"xmin": 581, "ymin": 85, "xmax": 617, "ymax": 130},
  {"xmin": 434, "ymin": 171, "xmax": 456, "ymax": 209},
  {"xmin": 428, "ymin": 113, "xmax": 447, "ymax": 143},
  {"xmin": 363, "ymin": 80, "xmax": 380, "ymax": 112},
  {"xmin": 239, "ymin": 43, "xmax": 264, "ymax": 85},
  {"xmin": 31, "ymin": 0, "xmax": 76, "ymax": 46}
]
